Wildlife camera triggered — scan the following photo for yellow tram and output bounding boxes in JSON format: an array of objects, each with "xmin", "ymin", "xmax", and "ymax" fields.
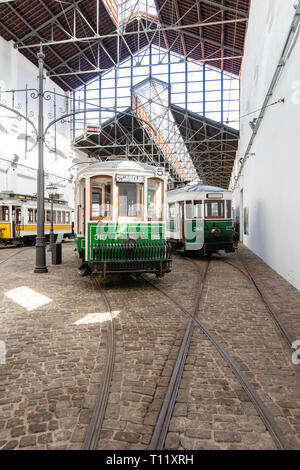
[{"xmin": 0, "ymin": 192, "xmax": 73, "ymax": 245}]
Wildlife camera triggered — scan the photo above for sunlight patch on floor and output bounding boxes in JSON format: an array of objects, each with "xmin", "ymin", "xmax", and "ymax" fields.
[
  {"xmin": 5, "ymin": 286, "xmax": 52, "ymax": 311},
  {"xmin": 74, "ymin": 311, "xmax": 120, "ymax": 325},
  {"xmin": 0, "ymin": 341, "xmax": 6, "ymax": 364}
]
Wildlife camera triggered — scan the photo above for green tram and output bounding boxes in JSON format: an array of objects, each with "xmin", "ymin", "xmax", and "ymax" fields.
[
  {"xmin": 166, "ymin": 185, "xmax": 238, "ymax": 255},
  {"xmin": 74, "ymin": 160, "xmax": 172, "ymax": 277}
]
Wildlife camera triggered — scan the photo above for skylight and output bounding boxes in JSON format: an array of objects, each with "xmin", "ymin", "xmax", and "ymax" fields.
[{"xmin": 117, "ymin": 0, "xmax": 157, "ymax": 23}]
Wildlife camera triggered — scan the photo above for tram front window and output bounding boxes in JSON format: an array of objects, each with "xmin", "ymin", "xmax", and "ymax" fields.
[
  {"xmin": 148, "ymin": 179, "xmax": 163, "ymax": 221},
  {"xmin": 118, "ymin": 183, "xmax": 143, "ymax": 219},
  {"xmin": 91, "ymin": 176, "xmax": 112, "ymax": 220},
  {"xmin": 205, "ymin": 201, "xmax": 224, "ymax": 218}
]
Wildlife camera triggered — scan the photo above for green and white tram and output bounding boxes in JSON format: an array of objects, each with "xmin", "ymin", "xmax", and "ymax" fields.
[
  {"xmin": 74, "ymin": 160, "xmax": 172, "ymax": 277},
  {"xmin": 166, "ymin": 185, "xmax": 237, "ymax": 255}
]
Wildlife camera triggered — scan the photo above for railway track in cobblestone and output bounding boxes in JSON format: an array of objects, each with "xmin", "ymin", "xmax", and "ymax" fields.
[
  {"xmin": 0, "ymin": 247, "xmax": 29, "ymax": 266},
  {"xmin": 142, "ymin": 258, "xmax": 290, "ymax": 450},
  {"xmin": 147, "ymin": 261, "xmax": 210, "ymax": 450},
  {"xmin": 83, "ymin": 275, "xmax": 116, "ymax": 450},
  {"xmin": 235, "ymin": 252, "xmax": 294, "ymax": 347},
  {"xmin": 221, "ymin": 254, "xmax": 294, "ymax": 348}
]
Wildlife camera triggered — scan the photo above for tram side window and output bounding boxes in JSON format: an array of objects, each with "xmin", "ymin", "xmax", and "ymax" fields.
[
  {"xmin": 16, "ymin": 208, "xmax": 22, "ymax": 224},
  {"xmin": 57, "ymin": 211, "xmax": 62, "ymax": 223},
  {"xmin": 226, "ymin": 200, "xmax": 232, "ymax": 219},
  {"xmin": 205, "ymin": 201, "xmax": 224, "ymax": 218},
  {"xmin": 194, "ymin": 201, "xmax": 202, "ymax": 219},
  {"xmin": 62, "ymin": 212, "xmax": 65, "ymax": 224},
  {"xmin": 53, "ymin": 211, "xmax": 56, "ymax": 224},
  {"xmin": 28, "ymin": 209, "xmax": 34, "ymax": 223},
  {"xmin": 1, "ymin": 206, "xmax": 9, "ymax": 221},
  {"xmin": 168, "ymin": 203, "xmax": 176, "ymax": 220},
  {"xmin": 186, "ymin": 201, "xmax": 193, "ymax": 219},
  {"xmin": 118, "ymin": 183, "xmax": 143, "ymax": 219},
  {"xmin": 148, "ymin": 179, "xmax": 163, "ymax": 221},
  {"xmin": 91, "ymin": 176, "xmax": 112, "ymax": 219},
  {"xmin": 66, "ymin": 212, "xmax": 70, "ymax": 224},
  {"xmin": 46, "ymin": 210, "xmax": 51, "ymax": 222}
]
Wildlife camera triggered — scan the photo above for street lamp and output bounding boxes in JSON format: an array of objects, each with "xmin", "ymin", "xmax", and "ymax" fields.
[{"xmin": 46, "ymin": 183, "xmax": 57, "ymax": 251}]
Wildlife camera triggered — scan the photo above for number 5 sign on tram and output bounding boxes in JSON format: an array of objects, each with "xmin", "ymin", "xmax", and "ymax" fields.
[{"xmin": 156, "ymin": 167, "xmax": 164, "ymax": 178}]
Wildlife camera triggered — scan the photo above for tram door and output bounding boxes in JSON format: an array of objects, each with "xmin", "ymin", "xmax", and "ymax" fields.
[
  {"xmin": 12, "ymin": 206, "xmax": 21, "ymax": 238},
  {"xmin": 179, "ymin": 201, "xmax": 185, "ymax": 242}
]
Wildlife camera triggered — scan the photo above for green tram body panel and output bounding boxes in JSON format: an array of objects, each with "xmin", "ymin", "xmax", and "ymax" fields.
[
  {"xmin": 167, "ymin": 219, "xmax": 234, "ymax": 246},
  {"xmin": 76, "ymin": 222, "xmax": 166, "ymax": 261},
  {"xmin": 203, "ymin": 220, "xmax": 234, "ymax": 244}
]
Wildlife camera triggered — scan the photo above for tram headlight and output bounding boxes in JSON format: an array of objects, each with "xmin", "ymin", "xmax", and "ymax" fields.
[{"xmin": 211, "ymin": 227, "xmax": 221, "ymax": 237}]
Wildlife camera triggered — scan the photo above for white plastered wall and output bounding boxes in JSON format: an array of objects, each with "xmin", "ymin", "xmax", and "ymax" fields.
[
  {"xmin": 231, "ymin": 0, "xmax": 300, "ymax": 290},
  {"xmin": 0, "ymin": 37, "xmax": 85, "ymax": 207}
]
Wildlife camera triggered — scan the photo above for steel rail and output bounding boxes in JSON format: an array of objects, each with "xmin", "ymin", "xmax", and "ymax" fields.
[
  {"xmin": 143, "ymin": 257, "xmax": 290, "ymax": 450},
  {"xmin": 147, "ymin": 260, "xmax": 210, "ymax": 450},
  {"xmin": 234, "ymin": 252, "xmax": 294, "ymax": 348},
  {"xmin": 83, "ymin": 275, "xmax": 116, "ymax": 450},
  {"xmin": 0, "ymin": 247, "xmax": 30, "ymax": 265}
]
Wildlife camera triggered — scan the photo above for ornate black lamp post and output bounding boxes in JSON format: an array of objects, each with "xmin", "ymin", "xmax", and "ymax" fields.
[{"xmin": 34, "ymin": 48, "xmax": 48, "ymax": 273}]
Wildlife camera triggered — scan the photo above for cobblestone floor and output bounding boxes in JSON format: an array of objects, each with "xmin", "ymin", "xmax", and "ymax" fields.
[
  {"xmin": 174, "ymin": 248, "xmax": 300, "ymax": 450},
  {"xmin": 0, "ymin": 242, "xmax": 299, "ymax": 450}
]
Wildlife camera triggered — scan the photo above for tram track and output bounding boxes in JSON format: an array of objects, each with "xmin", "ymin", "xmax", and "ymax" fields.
[
  {"xmin": 234, "ymin": 252, "xmax": 294, "ymax": 348},
  {"xmin": 0, "ymin": 247, "xmax": 30, "ymax": 266},
  {"xmin": 147, "ymin": 261, "xmax": 210, "ymax": 450},
  {"xmin": 218, "ymin": 253, "xmax": 294, "ymax": 348},
  {"xmin": 83, "ymin": 274, "xmax": 116, "ymax": 450},
  {"xmin": 142, "ymin": 257, "xmax": 290, "ymax": 451}
]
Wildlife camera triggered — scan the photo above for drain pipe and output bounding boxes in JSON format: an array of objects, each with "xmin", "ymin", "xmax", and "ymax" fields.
[{"xmin": 234, "ymin": 1, "xmax": 300, "ymax": 189}]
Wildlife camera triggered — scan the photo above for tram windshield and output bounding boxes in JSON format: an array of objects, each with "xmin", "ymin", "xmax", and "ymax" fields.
[
  {"xmin": 148, "ymin": 179, "xmax": 163, "ymax": 221},
  {"xmin": 205, "ymin": 201, "xmax": 224, "ymax": 218},
  {"xmin": 91, "ymin": 176, "xmax": 112, "ymax": 220},
  {"xmin": 118, "ymin": 183, "xmax": 143, "ymax": 219}
]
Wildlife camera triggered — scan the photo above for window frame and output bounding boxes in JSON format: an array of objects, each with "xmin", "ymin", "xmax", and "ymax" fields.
[
  {"xmin": 193, "ymin": 200, "xmax": 203, "ymax": 220},
  {"xmin": 1, "ymin": 206, "xmax": 10, "ymax": 222},
  {"xmin": 28, "ymin": 208, "xmax": 34, "ymax": 224},
  {"xmin": 168, "ymin": 202, "xmax": 176, "ymax": 220},
  {"xmin": 90, "ymin": 175, "xmax": 113, "ymax": 221},
  {"xmin": 204, "ymin": 200, "xmax": 225, "ymax": 219},
  {"xmin": 226, "ymin": 199, "xmax": 232, "ymax": 219},
  {"xmin": 147, "ymin": 177, "xmax": 164, "ymax": 222},
  {"xmin": 117, "ymin": 181, "xmax": 144, "ymax": 221}
]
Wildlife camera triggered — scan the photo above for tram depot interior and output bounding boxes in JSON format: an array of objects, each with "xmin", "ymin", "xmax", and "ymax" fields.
[{"xmin": 0, "ymin": 0, "xmax": 300, "ymax": 452}]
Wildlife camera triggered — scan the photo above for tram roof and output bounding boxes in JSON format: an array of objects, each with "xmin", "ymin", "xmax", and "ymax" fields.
[
  {"xmin": 168, "ymin": 184, "xmax": 229, "ymax": 194},
  {"xmin": 78, "ymin": 159, "xmax": 160, "ymax": 173}
]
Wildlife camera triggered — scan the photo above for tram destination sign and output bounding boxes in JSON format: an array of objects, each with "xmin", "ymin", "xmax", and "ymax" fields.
[{"xmin": 115, "ymin": 174, "xmax": 145, "ymax": 183}]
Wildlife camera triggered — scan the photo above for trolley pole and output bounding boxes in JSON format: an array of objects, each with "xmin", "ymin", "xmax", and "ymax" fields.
[{"xmin": 34, "ymin": 47, "xmax": 48, "ymax": 273}]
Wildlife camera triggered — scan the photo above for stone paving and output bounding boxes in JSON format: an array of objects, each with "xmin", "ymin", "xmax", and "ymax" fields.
[
  {"xmin": 0, "ymin": 243, "xmax": 109, "ymax": 450},
  {"xmin": 179, "ymin": 248, "xmax": 300, "ymax": 450},
  {"xmin": 0, "ymin": 242, "xmax": 299, "ymax": 450}
]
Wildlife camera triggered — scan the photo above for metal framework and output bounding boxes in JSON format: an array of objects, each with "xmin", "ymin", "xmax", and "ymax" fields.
[
  {"xmin": 0, "ymin": 2, "xmax": 249, "ymax": 183},
  {"xmin": 0, "ymin": 0, "xmax": 250, "ymax": 271},
  {"xmin": 72, "ymin": 44, "xmax": 240, "ymax": 187},
  {"xmin": 0, "ymin": 0, "xmax": 250, "ymax": 90}
]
